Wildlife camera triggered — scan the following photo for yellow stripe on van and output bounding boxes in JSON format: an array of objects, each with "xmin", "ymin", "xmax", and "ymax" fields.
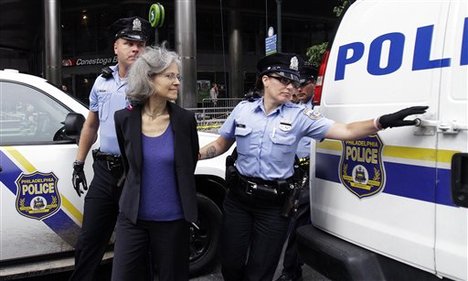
[
  {"xmin": 316, "ymin": 140, "xmax": 343, "ymax": 151},
  {"xmin": 3, "ymin": 147, "xmax": 83, "ymax": 223},
  {"xmin": 317, "ymin": 140, "xmax": 458, "ymax": 164}
]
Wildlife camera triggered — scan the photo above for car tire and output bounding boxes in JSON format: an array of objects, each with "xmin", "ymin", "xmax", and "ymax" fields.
[{"xmin": 189, "ymin": 193, "xmax": 223, "ymax": 276}]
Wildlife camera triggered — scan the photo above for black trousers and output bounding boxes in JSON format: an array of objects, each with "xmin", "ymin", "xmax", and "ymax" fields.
[
  {"xmin": 281, "ymin": 201, "xmax": 311, "ymax": 276},
  {"xmin": 111, "ymin": 214, "xmax": 190, "ymax": 281},
  {"xmin": 69, "ymin": 160, "xmax": 121, "ymax": 281},
  {"xmin": 221, "ymin": 192, "xmax": 290, "ymax": 281}
]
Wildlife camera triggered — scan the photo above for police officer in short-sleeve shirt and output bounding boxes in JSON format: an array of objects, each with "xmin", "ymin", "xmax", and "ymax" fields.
[
  {"xmin": 69, "ymin": 17, "xmax": 151, "ymax": 281},
  {"xmin": 198, "ymin": 52, "xmax": 428, "ymax": 281}
]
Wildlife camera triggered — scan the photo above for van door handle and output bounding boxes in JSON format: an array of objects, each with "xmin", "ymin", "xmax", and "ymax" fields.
[
  {"xmin": 415, "ymin": 118, "xmax": 468, "ymax": 135},
  {"xmin": 451, "ymin": 153, "xmax": 468, "ymax": 208}
]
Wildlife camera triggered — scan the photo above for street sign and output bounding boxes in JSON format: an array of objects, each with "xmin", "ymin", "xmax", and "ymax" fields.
[{"xmin": 265, "ymin": 34, "xmax": 277, "ymax": 56}]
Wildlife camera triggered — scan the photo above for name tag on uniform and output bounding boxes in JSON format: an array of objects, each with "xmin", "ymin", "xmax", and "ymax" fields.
[
  {"xmin": 236, "ymin": 124, "xmax": 246, "ymax": 128},
  {"xmin": 279, "ymin": 122, "xmax": 292, "ymax": 131}
]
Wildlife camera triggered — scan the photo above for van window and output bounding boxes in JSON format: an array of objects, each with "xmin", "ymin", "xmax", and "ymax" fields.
[{"xmin": 0, "ymin": 81, "xmax": 70, "ymax": 145}]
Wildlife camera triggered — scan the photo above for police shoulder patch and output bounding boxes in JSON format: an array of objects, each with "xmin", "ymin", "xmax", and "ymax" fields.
[{"xmin": 303, "ymin": 108, "xmax": 322, "ymax": 120}]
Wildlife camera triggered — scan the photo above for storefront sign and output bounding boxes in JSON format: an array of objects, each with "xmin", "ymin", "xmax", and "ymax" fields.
[{"xmin": 62, "ymin": 56, "xmax": 117, "ymax": 67}]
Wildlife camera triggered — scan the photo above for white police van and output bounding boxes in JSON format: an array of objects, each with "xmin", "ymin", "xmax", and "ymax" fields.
[
  {"xmin": 0, "ymin": 69, "xmax": 229, "ymax": 278},
  {"xmin": 297, "ymin": 0, "xmax": 468, "ymax": 280}
]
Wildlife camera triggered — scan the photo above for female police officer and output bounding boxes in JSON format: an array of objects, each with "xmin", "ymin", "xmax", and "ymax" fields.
[{"xmin": 198, "ymin": 52, "xmax": 427, "ymax": 281}]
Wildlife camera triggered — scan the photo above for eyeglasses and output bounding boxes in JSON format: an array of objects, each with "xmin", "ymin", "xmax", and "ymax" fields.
[
  {"xmin": 267, "ymin": 75, "xmax": 300, "ymax": 88},
  {"xmin": 160, "ymin": 73, "xmax": 182, "ymax": 82}
]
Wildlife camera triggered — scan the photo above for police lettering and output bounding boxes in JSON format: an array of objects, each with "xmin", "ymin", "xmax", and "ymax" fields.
[
  {"xmin": 335, "ymin": 17, "xmax": 468, "ymax": 80},
  {"xmin": 21, "ymin": 182, "xmax": 55, "ymax": 195},
  {"xmin": 345, "ymin": 146, "xmax": 378, "ymax": 164}
]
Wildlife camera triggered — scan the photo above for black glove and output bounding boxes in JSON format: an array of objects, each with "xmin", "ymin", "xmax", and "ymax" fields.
[
  {"xmin": 378, "ymin": 106, "xmax": 428, "ymax": 129},
  {"xmin": 72, "ymin": 161, "xmax": 88, "ymax": 196}
]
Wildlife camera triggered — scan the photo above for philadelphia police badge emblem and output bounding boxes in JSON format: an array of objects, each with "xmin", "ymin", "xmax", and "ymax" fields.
[
  {"xmin": 132, "ymin": 18, "xmax": 142, "ymax": 31},
  {"xmin": 15, "ymin": 171, "xmax": 61, "ymax": 220},
  {"xmin": 339, "ymin": 134, "xmax": 385, "ymax": 198}
]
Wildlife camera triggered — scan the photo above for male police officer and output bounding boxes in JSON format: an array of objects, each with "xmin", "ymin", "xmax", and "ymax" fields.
[
  {"xmin": 276, "ymin": 64, "xmax": 317, "ymax": 281},
  {"xmin": 70, "ymin": 16, "xmax": 151, "ymax": 281},
  {"xmin": 295, "ymin": 64, "xmax": 316, "ymax": 159},
  {"xmin": 296, "ymin": 64, "xmax": 316, "ymax": 109}
]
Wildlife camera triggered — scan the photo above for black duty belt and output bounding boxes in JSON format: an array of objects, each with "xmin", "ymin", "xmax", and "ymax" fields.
[
  {"xmin": 237, "ymin": 174, "xmax": 294, "ymax": 201},
  {"xmin": 92, "ymin": 149, "xmax": 122, "ymax": 172}
]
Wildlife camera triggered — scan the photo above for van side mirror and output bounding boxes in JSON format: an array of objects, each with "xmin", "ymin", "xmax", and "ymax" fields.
[
  {"xmin": 64, "ymin": 112, "xmax": 85, "ymax": 144},
  {"xmin": 451, "ymin": 153, "xmax": 468, "ymax": 208}
]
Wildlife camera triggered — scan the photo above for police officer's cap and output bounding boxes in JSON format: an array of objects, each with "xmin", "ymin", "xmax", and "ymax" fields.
[
  {"xmin": 111, "ymin": 16, "xmax": 151, "ymax": 42},
  {"xmin": 257, "ymin": 53, "xmax": 301, "ymax": 82},
  {"xmin": 299, "ymin": 63, "xmax": 317, "ymax": 85}
]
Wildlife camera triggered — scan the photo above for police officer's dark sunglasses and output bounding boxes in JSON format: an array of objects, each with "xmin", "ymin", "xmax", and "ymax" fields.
[{"xmin": 267, "ymin": 75, "xmax": 300, "ymax": 88}]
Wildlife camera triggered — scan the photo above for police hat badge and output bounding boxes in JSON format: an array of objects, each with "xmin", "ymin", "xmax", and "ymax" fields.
[
  {"xmin": 111, "ymin": 16, "xmax": 152, "ymax": 42},
  {"xmin": 256, "ymin": 53, "xmax": 302, "ymax": 82}
]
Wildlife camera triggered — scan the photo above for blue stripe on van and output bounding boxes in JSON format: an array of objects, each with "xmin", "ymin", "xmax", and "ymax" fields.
[
  {"xmin": 316, "ymin": 152, "xmax": 455, "ymax": 207},
  {"xmin": 0, "ymin": 151, "xmax": 80, "ymax": 246}
]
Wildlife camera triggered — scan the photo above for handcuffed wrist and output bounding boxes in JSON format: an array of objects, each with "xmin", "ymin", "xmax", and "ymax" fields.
[{"xmin": 73, "ymin": 160, "xmax": 85, "ymax": 167}]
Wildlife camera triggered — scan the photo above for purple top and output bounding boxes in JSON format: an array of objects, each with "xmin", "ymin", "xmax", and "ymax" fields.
[{"xmin": 138, "ymin": 123, "xmax": 183, "ymax": 221}]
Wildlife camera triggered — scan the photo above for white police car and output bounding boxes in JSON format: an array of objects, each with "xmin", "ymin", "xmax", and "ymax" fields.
[{"xmin": 0, "ymin": 69, "xmax": 228, "ymax": 278}]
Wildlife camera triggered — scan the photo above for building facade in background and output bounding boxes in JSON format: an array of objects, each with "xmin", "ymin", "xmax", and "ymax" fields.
[{"xmin": 0, "ymin": 0, "xmax": 338, "ymax": 105}]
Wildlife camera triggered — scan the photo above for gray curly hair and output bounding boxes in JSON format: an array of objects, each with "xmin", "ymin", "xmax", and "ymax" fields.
[{"xmin": 126, "ymin": 44, "xmax": 181, "ymax": 103}]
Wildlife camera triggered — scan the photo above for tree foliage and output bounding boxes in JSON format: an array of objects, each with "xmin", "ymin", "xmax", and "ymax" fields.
[
  {"xmin": 306, "ymin": 42, "xmax": 328, "ymax": 68},
  {"xmin": 305, "ymin": 0, "xmax": 350, "ymax": 66}
]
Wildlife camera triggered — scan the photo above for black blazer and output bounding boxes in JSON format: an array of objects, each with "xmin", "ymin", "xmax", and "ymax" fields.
[{"xmin": 114, "ymin": 101, "xmax": 199, "ymax": 224}]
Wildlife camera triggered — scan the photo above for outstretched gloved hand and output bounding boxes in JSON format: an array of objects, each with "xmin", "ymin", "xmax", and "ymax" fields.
[
  {"xmin": 378, "ymin": 106, "xmax": 428, "ymax": 129},
  {"xmin": 72, "ymin": 161, "xmax": 88, "ymax": 196}
]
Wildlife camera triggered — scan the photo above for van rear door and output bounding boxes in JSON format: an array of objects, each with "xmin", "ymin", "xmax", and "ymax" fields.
[{"xmin": 433, "ymin": 1, "xmax": 468, "ymax": 279}]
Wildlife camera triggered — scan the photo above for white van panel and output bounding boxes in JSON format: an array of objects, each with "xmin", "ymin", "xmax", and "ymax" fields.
[
  {"xmin": 312, "ymin": 138, "xmax": 438, "ymax": 272},
  {"xmin": 312, "ymin": 0, "xmax": 468, "ymax": 279},
  {"xmin": 311, "ymin": 179, "xmax": 437, "ymax": 270},
  {"xmin": 322, "ymin": 0, "xmax": 449, "ymax": 107}
]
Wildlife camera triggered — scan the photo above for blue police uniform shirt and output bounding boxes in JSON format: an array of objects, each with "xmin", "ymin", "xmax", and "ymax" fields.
[
  {"xmin": 219, "ymin": 98, "xmax": 334, "ymax": 180},
  {"xmin": 89, "ymin": 64, "xmax": 129, "ymax": 155},
  {"xmin": 296, "ymin": 99, "xmax": 314, "ymax": 158}
]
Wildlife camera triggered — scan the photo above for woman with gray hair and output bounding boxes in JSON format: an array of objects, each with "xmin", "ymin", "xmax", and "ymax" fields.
[{"xmin": 112, "ymin": 45, "xmax": 199, "ymax": 281}]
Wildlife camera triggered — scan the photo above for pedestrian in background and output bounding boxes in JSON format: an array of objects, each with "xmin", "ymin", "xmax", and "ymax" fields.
[
  {"xmin": 210, "ymin": 82, "xmax": 219, "ymax": 106},
  {"xmin": 198, "ymin": 52, "xmax": 428, "ymax": 281},
  {"xmin": 70, "ymin": 16, "xmax": 151, "ymax": 281},
  {"xmin": 112, "ymin": 45, "xmax": 199, "ymax": 281}
]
